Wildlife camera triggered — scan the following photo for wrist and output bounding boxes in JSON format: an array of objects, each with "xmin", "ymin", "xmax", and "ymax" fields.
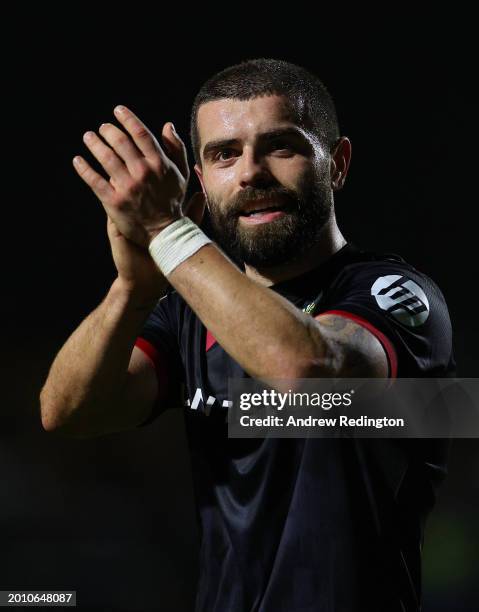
[
  {"xmin": 148, "ymin": 216, "xmax": 212, "ymax": 277},
  {"xmin": 147, "ymin": 214, "xmax": 184, "ymax": 244}
]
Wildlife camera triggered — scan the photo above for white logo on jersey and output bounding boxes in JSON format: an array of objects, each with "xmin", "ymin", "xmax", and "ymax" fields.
[
  {"xmin": 185, "ymin": 388, "xmax": 232, "ymax": 415},
  {"xmin": 371, "ymin": 275, "xmax": 430, "ymax": 327}
]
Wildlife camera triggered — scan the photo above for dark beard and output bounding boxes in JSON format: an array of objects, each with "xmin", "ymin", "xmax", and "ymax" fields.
[{"xmin": 206, "ymin": 169, "xmax": 332, "ymax": 268}]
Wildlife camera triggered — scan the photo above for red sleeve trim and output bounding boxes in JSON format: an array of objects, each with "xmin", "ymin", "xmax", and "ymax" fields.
[
  {"xmin": 134, "ymin": 337, "xmax": 169, "ymax": 396},
  {"xmin": 316, "ymin": 309, "xmax": 398, "ymax": 378},
  {"xmin": 205, "ymin": 329, "xmax": 218, "ymax": 352}
]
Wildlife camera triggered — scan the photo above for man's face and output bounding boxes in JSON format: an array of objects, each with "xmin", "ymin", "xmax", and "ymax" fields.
[{"xmin": 194, "ymin": 95, "xmax": 334, "ymax": 268}]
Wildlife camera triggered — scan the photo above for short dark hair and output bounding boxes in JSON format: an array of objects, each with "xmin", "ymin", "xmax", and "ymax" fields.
[{"xmin": 190, "ymin": 58, "xmax": 340, "ymax": 166}]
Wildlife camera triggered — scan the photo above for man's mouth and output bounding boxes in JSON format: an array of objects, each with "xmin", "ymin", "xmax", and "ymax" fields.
[
  {"xmin": 238, "ymin": 198, "xmax": 292, "ymax": 217},
  {"xmin": 240, "ymin": 205, "xmax": 286, "ymax": 217},
  {"xmin": 238, "ymin": 201, "xmax": 292, "ymax": 225}
]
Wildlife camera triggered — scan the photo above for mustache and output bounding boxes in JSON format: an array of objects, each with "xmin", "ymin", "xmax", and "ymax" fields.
[{"xmin": 224, "ymin": 187, "xmax": 300, "ymax": 218}]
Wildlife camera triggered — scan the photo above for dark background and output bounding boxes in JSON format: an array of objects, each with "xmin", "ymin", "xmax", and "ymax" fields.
[{"xmin": 2, "ymin": 14, "xmax": 478, "ymax": 611}]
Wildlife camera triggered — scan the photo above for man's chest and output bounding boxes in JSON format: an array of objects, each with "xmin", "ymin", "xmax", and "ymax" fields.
[{"xmin": 179, "ymin": 291, "xmax": 325, "ymax": 420}]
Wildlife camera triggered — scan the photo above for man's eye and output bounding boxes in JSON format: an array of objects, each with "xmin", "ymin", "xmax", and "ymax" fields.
[
  {"xmin": 270, "ymin": 141, "xmax": 294, "ymax": 154},
  {"xmin": 214, "ymin": 149, "xmax": 237, "ymax": 161}
]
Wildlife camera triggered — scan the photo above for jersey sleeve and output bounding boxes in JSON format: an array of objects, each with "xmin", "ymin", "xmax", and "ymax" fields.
[
  {"xmin": 134, "ymin": 291, "xmax": 184, "ymax": 426},
  {"xmin": 316, "ymin": 261, "xmax": 455, "ymax": 377}
]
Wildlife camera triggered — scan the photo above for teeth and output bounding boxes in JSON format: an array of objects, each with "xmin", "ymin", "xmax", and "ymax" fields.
[{"xmin": 244, "ymin": 207, "xmax": 282, "ymax": 216}]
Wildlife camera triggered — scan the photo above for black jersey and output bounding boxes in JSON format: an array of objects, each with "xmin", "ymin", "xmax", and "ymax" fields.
[{"xmin": 135, "ymin": 243, "xmax": 455, "ymax": 612}]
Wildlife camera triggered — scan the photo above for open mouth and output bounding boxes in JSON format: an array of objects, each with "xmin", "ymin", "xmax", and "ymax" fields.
[
  {"xmin": 237, "ymin": 202, "xmax": 293, "ymax": 225},
  {"xmin": 238, "ymin": 198, "xmax": 294, "ymax": 216},
  {"xmin": 240, "ymin": 205, "xmax": 287, "ymax": 217}
]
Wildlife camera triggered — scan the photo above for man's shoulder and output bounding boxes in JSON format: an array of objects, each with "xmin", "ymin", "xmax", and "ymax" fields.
[
  {"xmin": 332, "ymin": 244, "xmax": 445, "ymax": 297},
  {"xmin": 320, "ymin": 244, "xmax": 453, "ymax": 340},
  {"xmin": 339, "ymin": 244, "xmax": 420, "ymax": 275}
]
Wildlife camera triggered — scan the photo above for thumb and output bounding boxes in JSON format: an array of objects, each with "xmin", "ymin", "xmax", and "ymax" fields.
[
  {"xmin": 183, "ymin": 191, "xmax": 206, "ymax": 226},
  {"xmin": 161, "ymin": 122, "xmax": 189, "ymax": 181}
]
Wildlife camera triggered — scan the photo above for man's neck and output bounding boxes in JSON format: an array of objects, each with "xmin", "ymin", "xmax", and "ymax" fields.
[{"xmin": 244, "ymin": 219, "xmax": 347, "ymax": 288}]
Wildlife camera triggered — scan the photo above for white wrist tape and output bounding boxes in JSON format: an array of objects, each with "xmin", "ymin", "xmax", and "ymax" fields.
[{"xmin": 148, "ymin": 217, "xmax": 212, "ymax": 277}]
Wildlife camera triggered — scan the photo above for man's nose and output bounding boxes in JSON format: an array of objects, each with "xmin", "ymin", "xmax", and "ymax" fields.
[{"xmin": 238, "ymin": 149, "xmax": 272, "ymax": 189}]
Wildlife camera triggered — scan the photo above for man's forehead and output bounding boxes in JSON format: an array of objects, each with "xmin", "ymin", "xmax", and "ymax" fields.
[{"xmin": 197, "ymin": 94, "xmax": 299, "ymax": 143}]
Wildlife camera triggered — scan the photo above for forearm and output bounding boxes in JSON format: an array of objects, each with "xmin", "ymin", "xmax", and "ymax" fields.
[
  {"xmin": 168, "ymin": 244, "xmax": 326, "ymax": 380},
  {"xmin": 40, "ymin": 277, "xmax": 166, "ymax": 431}
]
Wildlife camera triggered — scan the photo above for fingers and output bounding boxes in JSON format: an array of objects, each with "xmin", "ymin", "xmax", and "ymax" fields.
[
  {"xmin": 98, "ymin": 122, "xmax": 145, "ymax": 176},
  {"xmin": 113, "ymin": 105, "xmax": 166, "ymax": 161},
  {"xmin": 161, "ymin": 122, "xmax": 190, "ymax": 181},
  {"xmin": 82, "ymin": 130, "xmax": 132, "ymax": 186},
  {"xmin": 73, "ymin": 156, "xmax": 115, "ymax": 203},
  {"xmin": 76, "ymin": 108, "xmax": 187, "ymax": 210}
]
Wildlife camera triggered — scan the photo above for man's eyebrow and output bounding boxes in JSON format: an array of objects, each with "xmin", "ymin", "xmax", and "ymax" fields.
[
  {"xmin": 202, "ymin": 127, "xmax": 305, "ymax": 159},
  {"xmin": 258, "ymin": 127, "xmax": 305, "ymax": 141},
  {"xmin": 202, "ymin": 138, "xmax": 239, "ymax": 159}
]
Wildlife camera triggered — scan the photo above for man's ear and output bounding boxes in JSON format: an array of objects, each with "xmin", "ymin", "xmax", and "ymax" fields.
[
  {"xmin": 194, "ymin": 164, "xmax": 209, "ymax": 210},
  {"xmin": 330, "ymin": 137, "xmax": 352, "ymax": 191}
]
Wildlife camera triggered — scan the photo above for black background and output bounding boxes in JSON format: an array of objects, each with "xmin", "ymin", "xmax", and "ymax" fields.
[{"xmin": 2, "ymin": 13, "xmax": 478, "ymax": 611}]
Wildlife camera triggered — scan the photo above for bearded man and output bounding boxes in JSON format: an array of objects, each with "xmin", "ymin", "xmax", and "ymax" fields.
[{"xmin": 40, "ymin": 59, "xmax": 455, "ymax": 611}]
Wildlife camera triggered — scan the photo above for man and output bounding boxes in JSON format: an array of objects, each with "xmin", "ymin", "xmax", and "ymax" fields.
[{"xmin": 40, "ymin": 59, "xmax": 455, "ymax": 611}]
